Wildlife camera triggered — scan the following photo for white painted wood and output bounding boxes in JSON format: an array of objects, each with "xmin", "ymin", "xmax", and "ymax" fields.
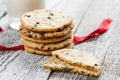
[
  {"xmin": 0, "ymin": 0, "xmax": 120, "ymax": 80},
  {"xmin": 48, "ymin": 0, "xmax": 93, "ymax": 80},
  {"xmin": 98, "ymin": 25, "xmax": 120, "ymax": 80},
  {"xmin": 0, "ymin": 0, "xmax": 61, "ymax": 80},
  {"xmin": 74, "ymin": 0, "xmax": 120, "ymax": 79}
]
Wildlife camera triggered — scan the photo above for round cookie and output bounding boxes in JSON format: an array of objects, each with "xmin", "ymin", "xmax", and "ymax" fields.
[
  {"xmin": 22, "ymin": 38, "xmax": 72, "ymax": 51},
  {"xmin": 24, "ymin": 46, "xmax": 51, "ymax": 55},
  {"xmin": 24, "ymin": 43, "xmax": 74, "ymax": 55},
  {"xmin": 21, "ymin": 31, "xmax": 72, "ymax": 43},
  {"xmin": 21, "ymin": 9, "xmax": 73, "ymax": 32},
  {"xmin": 20, "ymin": 24, "xmax": 73, "ymax": 39}
]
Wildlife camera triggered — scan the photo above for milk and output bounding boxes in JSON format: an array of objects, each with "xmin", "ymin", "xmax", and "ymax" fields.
[
  {"xmin": 7, "ymin": 0, "xmax": 45, "ymax": 17},
  {"xmin": 6, "ymin": 0, "xmax": 45, "ymax": 30}
]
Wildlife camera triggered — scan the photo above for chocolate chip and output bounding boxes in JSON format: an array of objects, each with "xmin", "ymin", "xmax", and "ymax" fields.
[
  {"xmin": 28, "ymin": 35, "xmax": 32, "ymax": 38},
  {"xmin": 49, "ymin": 67, "xmax": 53, "ymax": 70},
  {"xmin": 39, "ymin": 33, "xmax": 44, "ymax": 35},
  {"xmin": 50, "ymin": 13, "xmax": 54, "ymax": 16},
  {"xmin": 36, "ymin": 22, "xmax": 40, "ymax": 24},
  {"xmin": 20, "ymin": 28, "xmax": 22, "ymax": 30},
  {"xmin": 33, "ymin": 52, "xmax": 36, "ymax": 54},
  {"xmin": 23, "ymin": 32, "xmax": 26, "ymax": 33},
  {"xmin": 33, "ymin": 22, "xmax": 40, "ymax": 27},
  {"xmin": 64, "ymin": 44, "xmax": 67, "ymax": 47},
  {"xmin": 39, "ymin": 33, "xmax": 44, "ymax": 36},
  {"xmin": 47, "ymin": 17, "xmax": 51, "ymax": 19},
  {"xmin": 64, "ymin": 67, "xmax": 69, "ymax": 71},
  {"xmin": 56, "ymin": 55, "xmax": 59, "ymax": 58},
  {"xmin": 28, "ymin": 33, "xmax": 32, "ymax": 38},
  {"xmin": 34, "ymin": 35, "xmax": 37, "ymax": 38},
  {"xmin": 57, "ymin": 28, "xmax": 62, "ymax": 32},
  {"xmin": 64, "ymin": 67, "xmax": 72, "ymax": 71},
  {"xmin": 94, "ymin": 64, "xmax": 98, "ymax": 66},
  {"xmin": 87, "ymin": 74, "xmax": 90, "ymax": 76},
  {"xmin": 27, "ymin": 15, "xmax": 31, "ymax": 17},
  {"xmin": 41, "ymin": 45, "xmax": 44, "ymax": 49},
  {"xmin": 48, "ymin": 47, "xmax": 50, "ymax": 51},
  {"xmin": 54, "ymin": 47, "xmax": 56, "ymax": 50},
  {"xmin": 28, "ymin": 31, "xmax": 30, "ymax": 33},
  {"xmin": 63, "ymin": 25, "xmax": 66, "ymax": 28},
  {"xmin": 24, "ymin": 15, "xmax": 31, "ymax": 17}
]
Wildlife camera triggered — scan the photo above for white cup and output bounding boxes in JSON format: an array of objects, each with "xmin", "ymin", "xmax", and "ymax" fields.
[
  {"xmin": 0, "ymin": 0, "xmax": 6, "ymax": 19},
  {"xmin": 6, "ymin": 0, "xmax": 45, "ymax": 30}
]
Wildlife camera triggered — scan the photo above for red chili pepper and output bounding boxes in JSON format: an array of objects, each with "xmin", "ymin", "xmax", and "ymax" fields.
[{"xmin": 73, "ymin": 18, "xmax": 112, "ymax": 43}]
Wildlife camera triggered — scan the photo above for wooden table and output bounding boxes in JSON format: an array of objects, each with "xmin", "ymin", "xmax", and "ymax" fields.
[{"xmin": 0, "ymin": 0, "xmax": 120, "ymax": 80}]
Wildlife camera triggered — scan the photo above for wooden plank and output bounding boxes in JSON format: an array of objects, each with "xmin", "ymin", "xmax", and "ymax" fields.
[
  {"xmin": 47, "ymin": 0, "xmax": 120, "ymax": 80},
  {"xmin": 0, "ymin": 0, "xmax": 92, "ymax": 80},
  {"xmin": 0, "ymin": 0, "xmax": 119, "ymax": 80},
  {"xmin": 74, "ymin": 0, "xmax": 120, "ymax": 61},
  {"xmin": 51, "ymin": 0, "xmax": 93, "ymax": 33},
  {"xmin": 73, "ymin": 0, "xmax": 120, "ymax": 80},
  {"xmin": 98, "ymin": 24, "xmax": 120, "ymax": 80},
  {"xmin": 48, "ymin": 0, "xmax": 93, "ymax": 80},
  {"xmin": 0, "ymin": 29, "xmax": 51, "ymax": 80},
  {"xmin": 0, "ymin": 1, "xmax": 64, "ymax": 80}
]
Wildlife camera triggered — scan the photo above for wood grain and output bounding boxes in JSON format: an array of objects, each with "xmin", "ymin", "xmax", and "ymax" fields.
[
  {"xmin": 74, "ymin": 0, "xmax": 120, "ymax": 80},
  {"xmin": 48, "ymin": 0, "xmax": 93, "ymax": 80},
  {"xmin": 98, "ymin": 24, "xmax": 120, "ymax": 80},
  {"xmin": 0, "ymin": 0, "xmax": 61, "ymax": 80},
  {"xmin": 0, "ymin": 0, "xmax": 120, "ymax": 80}
]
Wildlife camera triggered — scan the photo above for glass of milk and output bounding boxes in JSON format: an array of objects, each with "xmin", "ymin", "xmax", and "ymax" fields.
[
  {"xmin": 0, "ymin": 0, "xmax": 6, "ymax": 19},
  {"xmin": 6, "ymin": 0, "xmax": 45, "ymax": 30}
]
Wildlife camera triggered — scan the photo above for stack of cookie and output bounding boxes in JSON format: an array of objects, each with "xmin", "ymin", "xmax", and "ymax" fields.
[
  {"xmin": 43, "ymin": 49, "xmax": 102, "ymax": 76},
  {"xmin": 19, "ymin": 9, "xmax": 74, "ymax": 55}
]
